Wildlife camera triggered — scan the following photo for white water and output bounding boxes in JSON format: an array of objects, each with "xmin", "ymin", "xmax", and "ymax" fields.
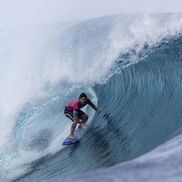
[{"xmin": 0, "ymin": 13, "xmax": 182, "ymax": 181}]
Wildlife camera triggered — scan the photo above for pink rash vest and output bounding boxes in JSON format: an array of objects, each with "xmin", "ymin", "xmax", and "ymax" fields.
[{"xmin": 66, "ymin": 98, "xmax": 91, "ymax": 114}]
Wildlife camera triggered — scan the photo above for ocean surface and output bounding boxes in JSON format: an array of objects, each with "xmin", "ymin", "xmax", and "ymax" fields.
[{"xmin": 0, "ymin": 13, "xmax": 182, "ymax": 182}]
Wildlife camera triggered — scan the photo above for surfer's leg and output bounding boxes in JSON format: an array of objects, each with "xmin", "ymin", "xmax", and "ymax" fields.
[
  {"xmin": 64, "ymin": 108, "xmax": 78, "ymax": 140},
  {"xmin": 64, "ymin": 113, "xmax": 78, "ymax": 139},
  {"xmin": 81, "ymin": 114, "xmax": 88, "ymax": 126},
  {"xmin": 76, "ymin": 110, "xmax": 86, "ymax": 129},
  {"xmin": 78, "ymin": 110, "xmax": 88, "ymax": 125},
  {"xmin": 70, "ymin": 121, "xmax": 77, "ymax": 140}
]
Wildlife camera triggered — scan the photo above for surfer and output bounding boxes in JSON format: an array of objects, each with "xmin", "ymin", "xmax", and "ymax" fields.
[{"xmin": 64, "ymin": 92, "xmax": 100, "ymax": 140}]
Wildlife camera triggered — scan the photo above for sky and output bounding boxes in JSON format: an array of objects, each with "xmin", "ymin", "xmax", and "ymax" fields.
[{"xmin": 0, "ymin": 0, "xmax": 182, "ymax": 27}]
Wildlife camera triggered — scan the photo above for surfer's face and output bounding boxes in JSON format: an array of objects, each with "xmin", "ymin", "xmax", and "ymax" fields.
[{"xmin": 80, "ymin": 97, "xmax": 87, "ymax": 104}]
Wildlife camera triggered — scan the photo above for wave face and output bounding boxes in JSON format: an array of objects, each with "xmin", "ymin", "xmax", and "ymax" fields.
[{"xmin": 0, "ymin": 14, "xmax": 182, "ymax": 182}]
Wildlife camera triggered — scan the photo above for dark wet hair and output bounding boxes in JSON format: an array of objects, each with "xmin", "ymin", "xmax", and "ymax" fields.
[{"xmin": 79, "ymin": 92, "xmax": 87, "ymax": 99}]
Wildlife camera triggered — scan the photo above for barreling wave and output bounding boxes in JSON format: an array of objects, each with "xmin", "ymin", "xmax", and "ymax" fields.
[
  {"xmin": 47, "ymin": 34, "xmax": 182, "ymax": 182},
  {"xmin": 1, "ymin": 13, "xmax": 182, "ymax": 182},
  {"xmin": 16, "ymin": 33, "xmax": 182, "ymax": 182}
]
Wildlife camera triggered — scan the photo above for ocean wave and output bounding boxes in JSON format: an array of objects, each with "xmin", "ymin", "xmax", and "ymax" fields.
[{"xmin": 0, "ymin": 13, "xmax": 182, "ymax": 182}]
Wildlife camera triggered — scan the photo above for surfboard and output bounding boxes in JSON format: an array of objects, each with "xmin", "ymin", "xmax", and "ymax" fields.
[{"xmin": 62, "ymin": 128, "xmax": 82, "ymax": 146}]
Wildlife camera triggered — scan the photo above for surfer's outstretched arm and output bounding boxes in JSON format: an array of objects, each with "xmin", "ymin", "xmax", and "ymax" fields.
[{"xmin": 89, "ymin": 101, "xmax": 101, "ymax": 113}]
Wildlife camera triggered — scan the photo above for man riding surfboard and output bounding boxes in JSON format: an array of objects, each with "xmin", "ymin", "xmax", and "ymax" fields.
[{"xmin": 64, "ymin": 93, "xmax": 100, "ymax": 140}]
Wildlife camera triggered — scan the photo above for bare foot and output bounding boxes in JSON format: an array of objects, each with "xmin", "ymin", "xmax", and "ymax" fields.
[{"xmin": 69, "ymin": 135, "xmax": 75, "ymax": 140}]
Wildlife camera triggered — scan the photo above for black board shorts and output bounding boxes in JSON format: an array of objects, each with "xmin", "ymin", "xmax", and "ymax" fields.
[{"xmin": 64, "ymin": 107, "xmax": 85, "ymax": 122}]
